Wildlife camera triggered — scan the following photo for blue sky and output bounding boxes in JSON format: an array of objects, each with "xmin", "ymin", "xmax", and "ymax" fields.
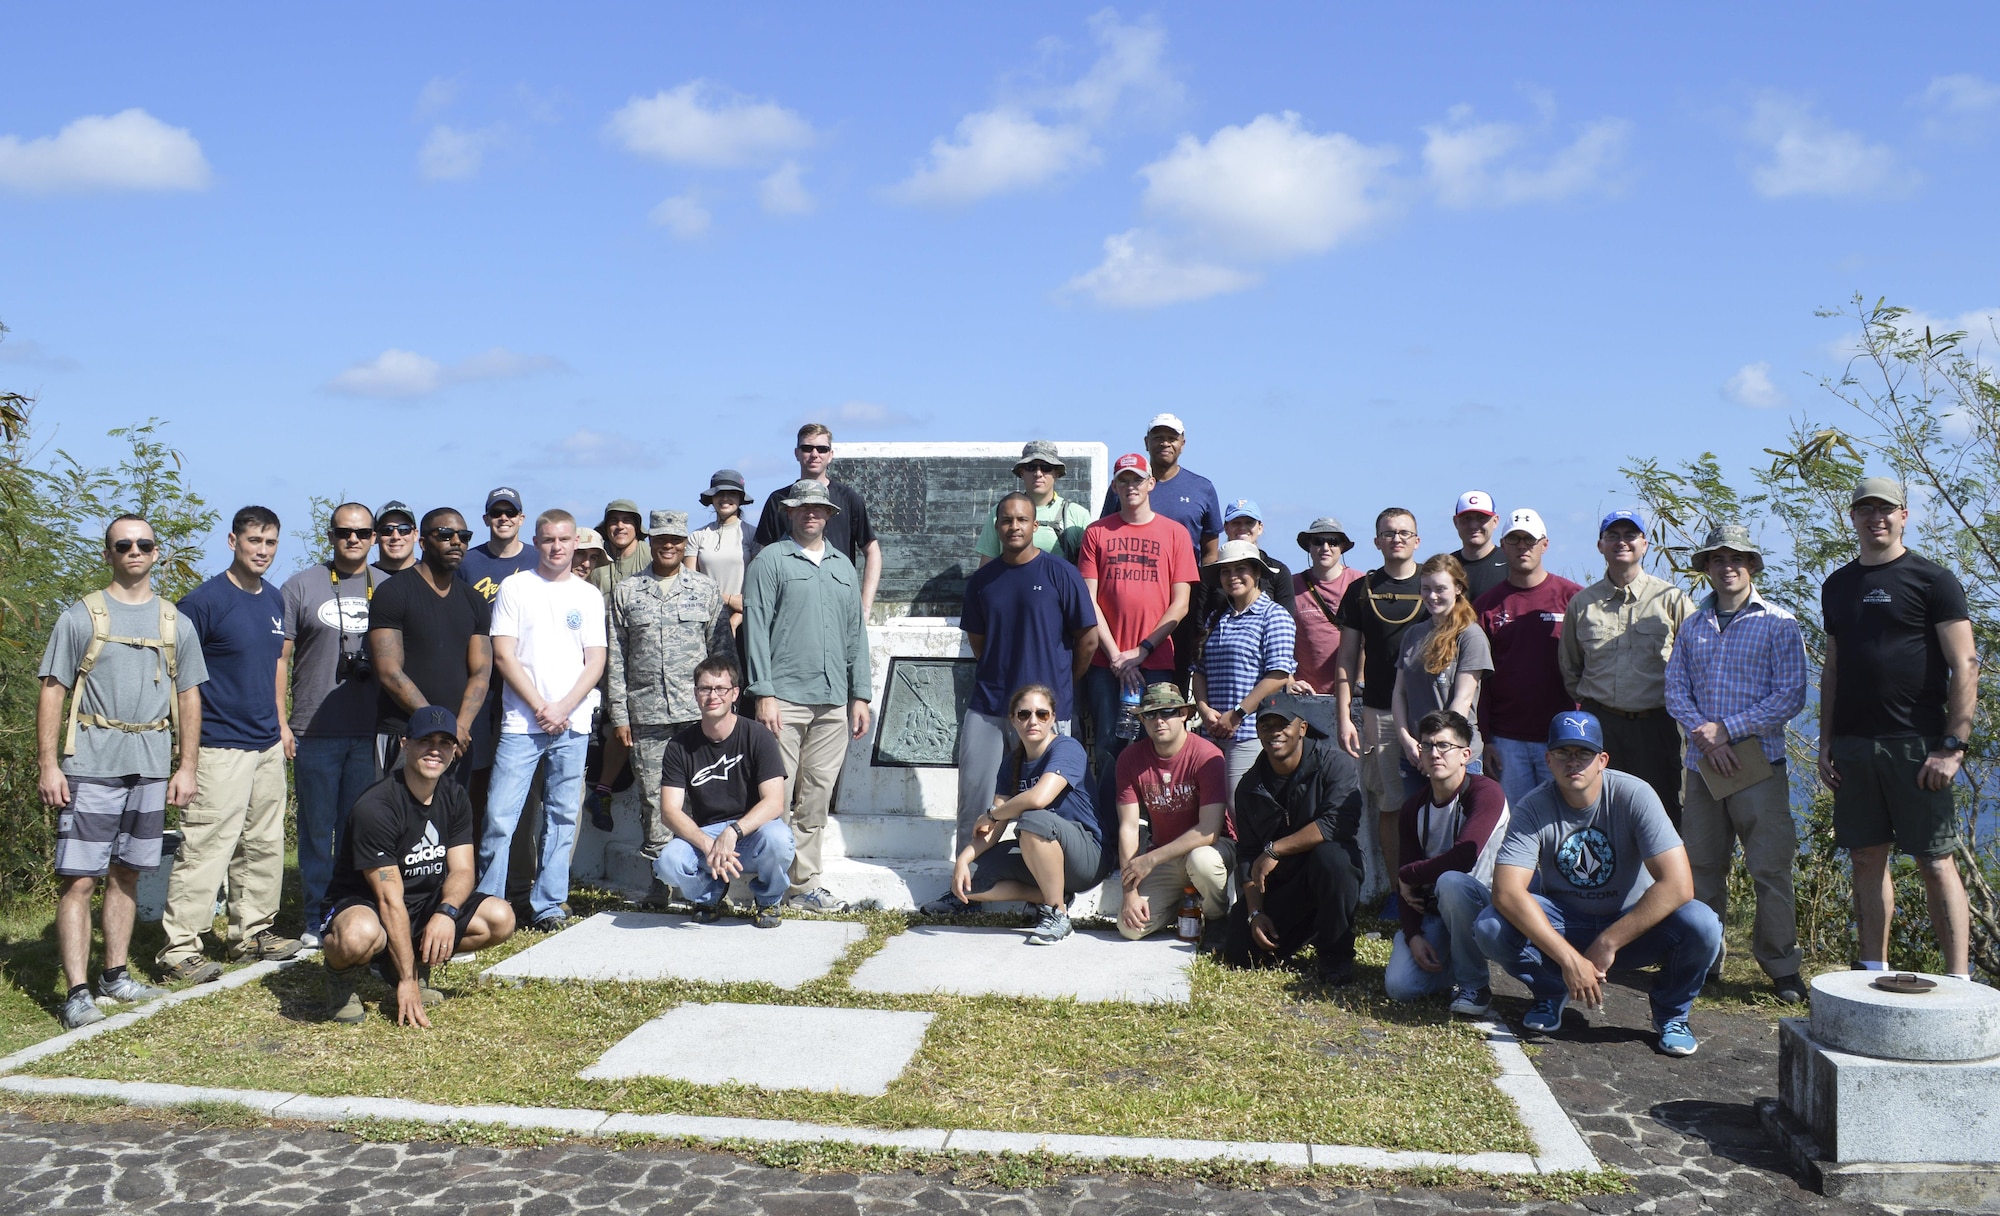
[{"xmin": 5, "ymin": 3, "xmax": 1998, "ymax": 584}]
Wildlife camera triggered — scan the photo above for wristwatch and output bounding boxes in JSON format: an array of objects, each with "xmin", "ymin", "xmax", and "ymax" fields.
[
  {"xmin": 724, "ymin": 822, "xmax": 743, "ymax": 837},
  {"xmin": 1942, "ymin": 735, "xmax": 1968, "ymax": 753},
  {"xmin": 436, "ymin": 903, "xmax": 461, "ymax": 923},
  {"xmin": 1262, "ymin": 840, "xmax": 1279, "ymax": 860}
]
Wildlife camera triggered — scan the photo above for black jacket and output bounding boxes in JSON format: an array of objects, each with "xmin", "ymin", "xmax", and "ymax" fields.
[{"xmin": 1233, "ymin": 733, "xmax": 1363, "ymax": 866}]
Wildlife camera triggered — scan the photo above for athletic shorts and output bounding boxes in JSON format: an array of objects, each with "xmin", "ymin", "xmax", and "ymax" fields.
[
  {"xmin": 971, "ymin": 808, "xmax": 1106, "ymax": 898},
  {"xmin": 55, "ymin": 776, "xmax": 167, "ymax": 877},
  {"xmin": 1829, "ymin": 735, "xmax": 1960, "ymax": 857},
  {"xmin": 323, "ymin": 890, "xmax": 494, "ymax": 956}
]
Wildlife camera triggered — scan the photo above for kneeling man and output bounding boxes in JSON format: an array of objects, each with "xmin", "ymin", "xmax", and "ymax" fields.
[
  {"xmin": 655, "ymin": 657, "xmax": 795, "ymax": 927},
  {"xmin": 1114, "ymin": 684, "xmax": 1234, "ymax": 940},
  {"xmin": 322, "ymin": 707, "xmax": 516, "ymax": 1026},
  {"xmin": 1384, "ymin": 710, "xmax": 1509, "ymax": 1014},
  {"xmin": 1474, "ymin": 711, "xmax": 1722, "ymax": 1057}
]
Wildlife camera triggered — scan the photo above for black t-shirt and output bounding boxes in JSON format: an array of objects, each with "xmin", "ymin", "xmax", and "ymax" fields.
[
  {"xmin": 1823, "ymin": 551, "xmax": 1970, "ymax": 737},
  {"xmin": 371, "ymin": 568, "xmax": 492, "ymax": 738},
  {"xmin": 660, "ymin": 715, "xmax": 788, "ymax": 827},
  {"xmin": 1335, "ymin": 569, "xmax": 1429, "ymax": 710},
  {"xmin": 1458, "ymin": 548, "xmax": 1511, "ymax": 601},
  {"xmin": 753, "ymin": 478, "xmax": 878, "ymax": 565},
  {"xmin": 325, "ymin": 772, "xmax": 474, "ymax": 918}
]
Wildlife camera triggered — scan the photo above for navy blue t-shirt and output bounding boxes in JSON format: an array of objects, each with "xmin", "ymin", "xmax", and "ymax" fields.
[
  {"xmin": 960, "ymin": 552, "xmax": 1097, "ymax": 722},
  {"xmin": 456, "ymin": 541, "xmax": 540, "ymax": 607},
  {"xmin": 179, "ymin": 573, "xmax": 286, "ymax": 750},
  {"xmin": 1102, "ymin": 467, "xmax": 1223, "ymax": 552},
  {"xmin": 994, "ymin": 734, "xmax": 1103, "ymax": 844}
]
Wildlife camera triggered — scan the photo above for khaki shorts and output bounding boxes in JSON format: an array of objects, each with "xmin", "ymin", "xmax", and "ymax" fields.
[{"xmin": 1829, "ymin": 735, "xmax": 1959, "ymax": 857}]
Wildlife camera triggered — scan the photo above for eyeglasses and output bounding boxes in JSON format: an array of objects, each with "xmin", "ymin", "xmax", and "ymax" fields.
[
  {"xmin": 1377, "ymin": 529, "xmax": 1417, "ymax": 542},
  {"xmin": 330, "ymin": 527, "xmax": 375, "ymax": 540},
  {"xmin": 110, "ymin": 538, "xmax": 157, "ymax": 554},
  {"xmin": 488, "ymin": 508, "xmax": 520, "ymax": 520},
  {"xmin": 1852, "ymin": 502, "xmax": 1900, "ymax": 517},
  {"xmin": 798, "ymin": 443, "xmax": 832, "ymax": 454},
  {"xmin": 378, "ymin": 522, "xmax": 415, "ymax": 536},
  {"xmin": 428, "ymin": 528, "xmax": 474, "ymax": 543},
  {"xmin": 694, "ymin": 685, "xmax": 737, "ymax": 699},
  {"xmin": 1601, "ymin": 531, "xmax": 1643, "ymax": 547},
  {"xmin": 1013, "ymin": 707, "xmax": 1054, "ymax": 722},
  {"xmin": 1416, "ymin": 738, "xmax": 1469, "ymax": 754}
]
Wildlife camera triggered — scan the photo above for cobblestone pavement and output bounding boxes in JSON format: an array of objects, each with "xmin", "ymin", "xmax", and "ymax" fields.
[{"xmin": 0, "ymin": 973, "xmax": 1944, "ymax": 1215}]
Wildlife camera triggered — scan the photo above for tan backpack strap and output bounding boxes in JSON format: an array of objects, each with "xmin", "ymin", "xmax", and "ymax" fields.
[
  {"xmin": 63, "ymin": 591, "xmax": 114, "ymax": 757},
  {"xmin": 159, "ymin": 599, "xmax": 179, "ymax": 751}
]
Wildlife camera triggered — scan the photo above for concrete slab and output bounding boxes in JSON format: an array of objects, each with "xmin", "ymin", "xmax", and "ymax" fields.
[
  {"xmin": 600, "ymin": 1112, "xmax": 952, "ymax": 1150},
  {"xmin": 482, "ymin": 910, "xmax": 865, "ymax": 990},
  {"xmin": 271, "ymin": 1094, "xmax": 608, "ymax": 1133},
  {"xmin": 0, "ymin": 1075, "xmax": 298, "ymax": 1116},
  {"xmin": 849, "ymin": 924, "xmax": 1191, "ymax": 1004},
  {"xmin": 581, "ymin": 1003, "xmax": 933, "ymax": 1096}
]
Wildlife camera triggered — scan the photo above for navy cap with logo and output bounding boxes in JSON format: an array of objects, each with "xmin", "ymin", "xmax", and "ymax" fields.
[
  {"xmin": 485, "ymin": 486, "xmax": 522, "ymax": 513},
  {"xmin": 1545, "ymin": 710, "xmax": 1606, "ymax": 753},
  {"xmin": 405, "ymin": 704, "xmax": 459, "ymax": 742},
  {"xmin": 1598, "ymin": 509, "xmax": 1647, "ymax": 535}
]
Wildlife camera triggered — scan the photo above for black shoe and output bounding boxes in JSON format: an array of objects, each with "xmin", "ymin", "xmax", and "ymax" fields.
[
  {"xmin": 753, "ymin": 905, "xmax": 782, "ymax": 929},
  {"xmin": 1315, "ymin": 961, "xmax": 1356, "ymax": 987},
  {"xmin": 691, "ymin": 902, "xmax": 723, "ymax": 923},
  {"xmin": 918, "ymin": 893, "xmax": 973, "ymax": 918},
  {"xmin": 1771, "ymin": 973, "xmax": 1808, "ymax": 1004},
  {"xmin": 531, "ymin": 911, "xmax": 571, "ymax": 933},
  {"xmin": 584, "ymin": 785, "xmax": 615, "ymax": 833}
]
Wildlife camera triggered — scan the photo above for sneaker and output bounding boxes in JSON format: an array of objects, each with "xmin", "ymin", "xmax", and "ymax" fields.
[
  {"xmin": 97, "ymin": 972, "xmax": 169, "ymax": 1005},
  {"xmin": 323, "ymin": 964, "xmax": 367, "ymax": 1025},
  {"xmin": 416, "ymin": 964, "xmax": 445, "ymax": 1008},
  {"xmin": 641, "ymin": 878, "xmax": 677, "ymax": 909},
  {"xmin": 226, "ymin": 931, "xmax": 302, "ymax": 963},
  {"xmin": 918, "ymin": 893, "xmax": 974, "ymax": 918},
  {"xmin": 531, "ymin": 911, "xmax": 571, "ymax": 933},
  {"xmin": 1027, "ymin": 905, "xmax": 1072, "ymax": 945},
  {"xmin": 160, "ymin": 955, "xmax": 222, "ymax": 986},
  {"xmin": 1522, "ymin": 994, "xmax": 1568, "ymax": 1033},
  {"xmin": 753, "ymin": 905, "xmax": 782, "ymax": 929},
  {"xmin": 59, "ymin": 989, "xmax": 107, "ymax": 1030},
  {"xmin": 585, "ymin": 785, "xmax": 615, "ymax": 833},
  {"xmin": 786, "ymin": 888, "xmax": 848, "ymax": 914},
  {"xmin": 1771, "ymin": 974, "xmax": 1808, "ymax": 1005},
  {"xmin": 298, "ymin": 930, "xmax": 322, "ymax": 951},
  {"xmin": 690, "ymin": 902, "xmax": 723, "ymax": 924},
  {"xmin": 1315, "ymin": 961, "xmax": 1356, "ymax": 987},
  {"xmin": 1656, "ymin": 1019, "xmax": 1699, "ymax": 1057},
  {"xmin": 1449, "ymin": 984, "xmax": 1493, "ymax": 1017}
]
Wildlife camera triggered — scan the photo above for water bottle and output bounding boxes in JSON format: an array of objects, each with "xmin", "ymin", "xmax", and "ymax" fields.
[
  {"xmin": 1115, "ymin": 669, "xmax": 1143, "ymax": 739},
  {"xmin": 1176, "ymin": 885, "xmax": 1203, "ymax": 945}
]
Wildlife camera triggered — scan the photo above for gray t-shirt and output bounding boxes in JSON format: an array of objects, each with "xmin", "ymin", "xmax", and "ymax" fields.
[
  {"xmin": 1496, "ymin": 769, "xmax": 1682, "ymax": 916},
  {"xmin": 38, "ymin": 594, "xmax": 208, "ymax": 779},
  {"xmin": 281, "ymin": 563, "xmax": 386, "ymax": 736},
  {"xmin": 1396, "ymin": 619, "xmax": 1494, "ymax": 754}
]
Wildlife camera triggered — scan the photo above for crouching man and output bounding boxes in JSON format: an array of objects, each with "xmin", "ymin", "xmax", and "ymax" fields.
[
  {"xmin": 1114, "ymin": 683, "xmax": 1234, "ymax": 940},
  {"xmin": 1474, "ymin": 711, "xmax": 1721, "ymax": 1057},
  {"xmin": 321, "ymin": 707, "xmax": 516, "ymax": 1025}
]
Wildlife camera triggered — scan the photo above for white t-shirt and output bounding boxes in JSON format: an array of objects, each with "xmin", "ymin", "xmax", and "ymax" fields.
[{"xmin": 491, "ymin": 568, "xmax": 607, "ymax": 735}]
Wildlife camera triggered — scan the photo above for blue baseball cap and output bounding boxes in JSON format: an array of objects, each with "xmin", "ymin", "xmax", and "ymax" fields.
[
  {"xmin": 1224, "ymin": 498, "xmax": 1263, "ymax": 523},
  {"xmin": 1599, "ymin": 509, "xmax": 1647, "ymax": 535},
  {"xmin": 405, "ymin": 705, "xmax": 460, "ymax": 741},
  {"xmin": 1546, "ymin": 710, "xmax": 1605, "ymax": 752}
]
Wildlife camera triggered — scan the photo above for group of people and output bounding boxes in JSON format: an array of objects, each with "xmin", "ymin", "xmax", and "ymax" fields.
[{"xmin": 36, "ymin": 411, "xmax": 1980, "ymax": 1055}]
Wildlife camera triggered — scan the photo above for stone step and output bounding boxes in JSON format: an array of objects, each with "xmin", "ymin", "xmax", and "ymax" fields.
[{"xmin": 823, "ymin": 813, "xmax": 957, "ymax": 861}]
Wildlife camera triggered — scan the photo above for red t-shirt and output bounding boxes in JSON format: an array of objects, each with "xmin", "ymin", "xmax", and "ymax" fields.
[
  {"xmin": 1289, "ymin": 567, "xmax": 1364, "ymax": 693},
  {"xmin": 1473, "ymin": 574, "xmax": 1582, "ymax": 742},
  {"xmin": 1115, "ymin": 729, "xmax": 1234, "ymax": 841},
  {"xmin": 1077, "ymin": 513, "xmax": 1200, "ymax": 670}
]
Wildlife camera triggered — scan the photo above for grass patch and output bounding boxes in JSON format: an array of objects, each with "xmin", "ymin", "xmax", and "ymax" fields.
[{"xmin": 23, "ymin": 913, "xmax": 1529, "ymax": 1153}]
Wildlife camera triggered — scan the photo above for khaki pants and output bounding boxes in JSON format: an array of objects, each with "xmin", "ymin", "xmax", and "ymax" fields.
[
  {"xmin": 773, "ymin": 699, "xmax": 850, "ymax": 893},
  {"xmin": 628, "ymin": 723, "xmax": 692, "ymax": 860},
  {"xmin": 158, "ymin": 743, "xmax": 287, "ymax": 964},
  {"xmin": 1683, "ymin": 763, "xmax": 1802, "ymax": 978},
  {"xmin": 1118, "ymin": 838, "xmax": 1236, "ymax": 940},
  {"xmin": 1356, "ymin": 706, "xmax": 1404, "ymax": 882}
]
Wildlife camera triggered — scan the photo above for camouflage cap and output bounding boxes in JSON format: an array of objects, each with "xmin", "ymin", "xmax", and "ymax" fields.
[
  {"xmin": 1015, "ymin": 439, "xmax": 1066, "ymax": 473},
  {"xmin": 780, "ymin": 479, "xmax": 842, "ymax": 515},
  {"xmin": 573, "ymin": 527, "xmax": 610, "ymax": 561},
  {"xmin": 1138, "ymin": 683, "xmax": 1194, "ymax": 715},
  {"xmin": 649, "ymin": 509, "xmax": 690, "ymax": 539},
  {"xmin": 1689, "ymin": 523, "xmax": 1763, "ymax": 572}
]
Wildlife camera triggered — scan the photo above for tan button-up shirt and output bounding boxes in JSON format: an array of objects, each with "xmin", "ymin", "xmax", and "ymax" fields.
[{"xmin": 1558, "ymin": 570, "xmax": 1696, "ymax": 712}]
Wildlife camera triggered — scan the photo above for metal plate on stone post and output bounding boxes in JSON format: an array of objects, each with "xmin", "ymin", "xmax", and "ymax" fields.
[{"xmin": 871, "ymin": 657, "xmax": 978, "ymax": 767}]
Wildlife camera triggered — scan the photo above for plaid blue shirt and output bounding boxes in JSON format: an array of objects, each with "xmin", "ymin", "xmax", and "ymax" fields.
[
  {"xmin": 1198, "ymin": 593, "xmax": 1297, "ymax": 742},
  {"xmin": 1663, "ymin": 590, "xmax": 1808, "ymax": 769}
]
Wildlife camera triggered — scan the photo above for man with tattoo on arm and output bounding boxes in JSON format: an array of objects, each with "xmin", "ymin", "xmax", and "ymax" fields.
[{"xmin": 368, "ymin": 508, "xmax": 493, "ymax": 782}]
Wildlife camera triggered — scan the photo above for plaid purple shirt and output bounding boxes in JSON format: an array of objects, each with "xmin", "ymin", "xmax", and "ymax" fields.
[{"xmin": 1663, "ymin": 591, "xmax": 1808, "ymax": 769}]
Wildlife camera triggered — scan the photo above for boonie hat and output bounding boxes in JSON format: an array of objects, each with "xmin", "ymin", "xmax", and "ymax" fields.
[
  {"xmin": 1112, "ymin": 452, "xmax": 1150, "ymax": 479},
  {"xmin": 573, "ymin": 527, "xmax": 610, "ymax": 563},
  {"xmin": 1296, "ymin": 515, "xmax": 1354, "ymax": 553},
  {"xmin": 1224, "ymin": 498, "xmax": 1263, "ymax": 523},
  {"xmin": 405, "ymin": 705, "xmax": 459, "ymax": 742},
  {"xmin": 781, "ymin": 479, "xmax": 842, "ymax": 514},
  {"xmin": 485, "ymin": 486, "xmax": 522, "ymax": 513},
  {"xmin": 700, "ymin": 469, "xmax": 754, "ymax": 506},
  {"xmin": 1015, "ymin": 440, "xmax": 1066, "ymax": 474},
  {"xmin": 1546, "ymin": 710, "xmax": 1606, "ymax": 753},
  {"xmin": 649, "ymin": 509, "xmax": 690, "ymax": 539},
  {"xmin": 375, "ymin": 499, "xmax": 415, "ymax": 525},
  {"xmin": 1146, "ymin": 412, "xmax": 1186, "ymax": 436},
  {"xmin": 1138, "ymin": 683, "xmax": 1194, "ymax": 715},
  {"xmin": 1207, "ymin": 538, "xmax": 1275, "ymax": 570},
  {"xmin": 598, "ymin": 498, "xmax": 647, "ymax": 538},
  {"xmin": 1689, "ymin": 523, "xmax": 1763, "ymax": 573},
  {"xmin": 1599, "ymin": 509, "xmax": 1647, "ymax": 535},
  {"xmin": 1503, "ymin": 508, "xmax": 1548, "ymax": 542},
  {"xmin": 1851, "ymin": 476, "xmax": 1906, "ymax": 508},
  {"xmin": 1453, "ymin": 490, "xmax": 1496, "ymax": 518}
]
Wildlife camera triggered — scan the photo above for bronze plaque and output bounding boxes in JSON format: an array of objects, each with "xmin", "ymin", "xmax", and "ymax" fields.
[{"xmin": 871, "ymin": 657, "xmax": 978, "ymax": 768}]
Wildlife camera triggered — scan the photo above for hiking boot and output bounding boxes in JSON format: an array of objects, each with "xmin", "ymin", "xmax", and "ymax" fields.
[
  {"xmin": 227, "ymin": 931, "xmax": 302, "ymax": 963},
  {"xmin": 1522, "ymin": 994, "xmax": 1568, "ymax": 1033},
  {"xmin": 641, "ymin": 878, "xmax": 677, "ymax": 909},
  {"xmin": 691, "ymin": 902, "xmax": 724, "ymax": 924},
  {"xmin": 1771, "ymin": 974, "xmax": 1807, "ymax": 1005},
  {"xmin": 786, "ymin": 888, "xmax": 847, "ymax": 914},
  {"xmin": 753, "ymin": 905, "xmax": 783, "ymax": 929},
  {"xmin": 918, "ymin": 893, "xmax": 974, "ymax": 918},
  {"xmin": 97, "ymin": 972, "xmax": 169, "ymax": 1006},
  {"xmin": 1027, "ymin": 905, "xmax": 1072, "ymax": 945},
  {"xmin": 531, "ymin": 911, "xmax": 571, "ymax": 933},
  {"xmin": 1315, "ymin": 961, "xmax": 1355, "ymax": 987},
  {"xmin": 160, "ymin": 955, "xmax": 222, "ymax": 986},
  {"xmin": 585, "ymin": 785, "xmax": 615, "ymax": 833},
  {"xmin": 323, "ymin": 963, "xmax": 367, "ymax": 1025},
  {"xmin": 59, "ymin": 989, "xmax": 107, "ymax": 1030},
  {"xmin": 1448, "ymin": 984, "xmax": 1493, "ymax": 1017},
  {"xmin": 1656, "ymin": 1019, "xmax": 1699, "ymax": 1057}
]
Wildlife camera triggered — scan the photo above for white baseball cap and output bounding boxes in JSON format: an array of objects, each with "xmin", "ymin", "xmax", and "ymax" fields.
[
  {"xmin": 1146, "ymin": 412, "xmax": 1186, "ymax": 436},
  {"xmin": 1453, "ymin": 490, "xmax": 1496, "ymax": 518},
  {"xmin": 1502, "ymin": 508, "xmax": 1548, "ymax": 542}
]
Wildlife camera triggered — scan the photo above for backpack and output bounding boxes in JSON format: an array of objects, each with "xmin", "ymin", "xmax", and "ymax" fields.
[{"xmin": 62, "ymin": 589, "xmax": 180, "ymax": 757}]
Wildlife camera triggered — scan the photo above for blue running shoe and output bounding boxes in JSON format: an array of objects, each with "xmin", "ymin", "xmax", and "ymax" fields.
[
  {"xmin": 1656, "ymin": 1019, "xmax": 1698, "ymax": 1057},
  {"xmin": 1522, "ymin": 994, "xmax": 1568, "ymax": 1033}
]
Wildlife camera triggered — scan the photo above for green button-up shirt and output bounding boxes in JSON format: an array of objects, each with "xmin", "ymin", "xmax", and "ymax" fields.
[
  {"xmin": 742, "ymin": 541, "xmax": 872, "ymax": 706},
  {"xmin": 1558, "ymin": 569, "xmax": 1696, "ymax": 712},
  {"xmin": 606, "ymin": 565, "xmax": 731, "ymax": 726}
]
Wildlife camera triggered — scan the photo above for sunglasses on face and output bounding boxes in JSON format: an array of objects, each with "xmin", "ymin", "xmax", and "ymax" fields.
[
  {"xmin": 1020, "ymin": 462, "xmax": 1059, "ymax": 475},
  {"xmin": 110, "ymin": 538, "xmax": 157, "ymax": 554},
  {"xmin": 488, "ymin": 508, "xmax": 520, "ymax": 520},
  {"xmin": 1013, "ymin": 707, "xmax": 1054, "ymax": 722},
  {"xmin": 429, "ymin": 528, "xmax": 474, "ymax": 543},
  {"xmin": 1140, "ymin": 707, "xmax": 1185, "ymax": 721},
  {"xmin": 378, "ymin": 522, "xmax": 415, "ymax": 536},
  {"xmin": 330, "ymin": 527, "xmax": 375, "ymax": 541},
  {"xmin": 798, "ymin": 443, "xmax": 832, "ymax": 455}
]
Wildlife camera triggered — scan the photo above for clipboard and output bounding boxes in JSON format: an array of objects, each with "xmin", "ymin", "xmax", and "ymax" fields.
[{"xmin": 1698, "ymin": 742, "xmax": 1776, "ymax": 799}]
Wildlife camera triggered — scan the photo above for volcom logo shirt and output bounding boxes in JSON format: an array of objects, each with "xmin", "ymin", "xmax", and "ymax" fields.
[{"xmin": 1496, "ymin": 769, "xmax": 1681, "ymax": 916}]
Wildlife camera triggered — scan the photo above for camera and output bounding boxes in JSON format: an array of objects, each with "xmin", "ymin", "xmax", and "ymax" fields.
[{"xmin": 337, "ymin": 647, "xmax": 373, "ymax": 683}]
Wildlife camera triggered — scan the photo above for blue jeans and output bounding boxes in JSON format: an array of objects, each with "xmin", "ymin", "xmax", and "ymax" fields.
[
  {"xmin": 293, "ymin": 734, "xmax": 376, "ymax": 928},
  {"xmin": 476, "ymin": 729, "xmax": 588, "ymax": 919},
  {"xmin": 655, "ymin": 820, "xmax": 797, "ymax": 908},
  {"xmin": 1473, "ymin": 894, "xmax": 1723, "ymax": 1025},
  {"xmin": 1083, "ymin": 665, "xmax": 1176, "ymax": 813},
  {"xmin": 1488, "ymin": 736, "xmax": 1551, "ymax": 809},
  {"xmin": 1384, "ymin": 870, "xmax": 1493, "ymax": 999}
]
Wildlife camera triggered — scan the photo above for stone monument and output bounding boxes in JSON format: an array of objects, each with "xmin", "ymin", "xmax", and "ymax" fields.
[{"xmin": 1759, "ymin": 969, "xmax": 2000, "ymax": 1210}]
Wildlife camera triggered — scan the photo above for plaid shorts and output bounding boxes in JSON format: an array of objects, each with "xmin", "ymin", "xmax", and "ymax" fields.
[{"xmin": 56, "ymin": 775, "xmax": 168, "ymax": 877}]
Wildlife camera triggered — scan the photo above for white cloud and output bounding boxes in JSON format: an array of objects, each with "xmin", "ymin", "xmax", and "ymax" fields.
[
  {"xmin": 759, "ymin": 160, "xmax": 814, "ymax": 215},
  {"xmin": 0, "ymin": 109, "xmax": 211, "ymax": 195},
  {"xmin": 546, "ymin": 428, "xmax": 661, "ymax": 469},
  {"xmin": 0, "ymin": 336, "xmax": 79, "ymax": 371},
  {"xmin": 1921, "ymin": 73, "xmax": 2000, "ymax": 115},
  {"xmin": 1063, "ymin": 230, "xmax": 1259, "ymax": 308},
  {"xmin": 649, "ymin": 193, "xmax": 712, "ymax": 238},
  {"xmin": 418, "ymin": 124, "xmax": 504, "ymax": 181},
  {"xmin": 1048, "ymin": 11, "xmax": 1182, "ymax": 126},
  {"xmin": 1723, "ymin": 362, "xmax": 1788, "ymax": 409},
  {"xmin": 821, "ymin": 400, "xmax": 927, "ymax": 430},
  {"xmin": 1744, "ymin": 93, "xmax": 1909, "ymax": 199},
  {"xmin": 891, "ymin": 109, "xmax": 1095, "ymax": 205},
  {"xmin": 326, "ymin": 346, "xmax": 562, "ymax": 398},
  {"xmin": 1422, "ymin": 105, "xmax": 1629, "ymax": 207},
  {"xmin": 414, "ymin": 76, "xmax": 460, "ymax": 121},
  {"xmin": 606, "ymin": 81, "xmax": 813, "ymax": 168}
]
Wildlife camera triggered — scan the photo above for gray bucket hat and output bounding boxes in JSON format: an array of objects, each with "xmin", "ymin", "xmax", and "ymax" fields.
[
  {"xmin": 1014, "ymin": 439, "xmax": 1066, "ymax": 474},
  {"xmin": 1296, "ymin": 515, "xmax": 1354, "ymax": 553},
  {"xmin": 1689, "ymin": 523, "xmax": 1764, "ymax": 572},
  {"xmin": 780, "ymin": 479, "xmax": 842, "ymax": 515},
  {"xmin": 649, "ymin": 509, "xmax": 690, "ymax": 539},
  {"xmin": 700, "ymin": 469, "xmax": 753, "ymax": 506},
  {"xmin": 598, "ymin": 497, "xmax": 647, "ymax": 538}
]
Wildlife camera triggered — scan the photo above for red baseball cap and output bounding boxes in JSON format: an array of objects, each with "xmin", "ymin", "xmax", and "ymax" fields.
[{"xmin": 1112, "ymin": 452, "xmax": 1150, "ymax": 479}]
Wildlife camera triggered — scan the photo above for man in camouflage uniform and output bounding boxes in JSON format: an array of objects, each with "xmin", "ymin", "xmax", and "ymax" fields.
[{"xmin": 607, "ymin": 510, "xmax": 734, "ymax": 887}]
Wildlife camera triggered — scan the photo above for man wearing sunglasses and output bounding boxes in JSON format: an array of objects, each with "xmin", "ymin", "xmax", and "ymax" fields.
[
  {"xmin": 369, "ymin": 508, "xmax": 492, "ymax": 783},
  {"xmin": 753, "ymin": 423, "xmax": 882, "ymax": 620},
  {"xmin": 279, "ymin": 502, "xmax": 389, "ymax": 945},
  {"xmin": 1112, "ymin": 683, "xmax": 1233, "ymax": 941},
  {"xmin": 37, "ymin": 515, "xmax": 207, "ymax": 1026},
  {"xmin": 371, "ymin": 500, "xmax": 419, "ymax": 575},
  {"xmin": 456, "ymin": 487, "xmax": 542, "ymax": 896},
  {"xmin": 973, "ymin": 440, "xmax": 1093, "ymax": 566}
]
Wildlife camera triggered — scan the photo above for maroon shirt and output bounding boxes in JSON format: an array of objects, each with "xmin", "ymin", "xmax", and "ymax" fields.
[
  {"xmin": 1396, "ymin": 771, "xmax": 1510, "ymax": 941},
  {"xmin": 1473, "ymin": 574, "xmax": 1581, "ymax": 744}
]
